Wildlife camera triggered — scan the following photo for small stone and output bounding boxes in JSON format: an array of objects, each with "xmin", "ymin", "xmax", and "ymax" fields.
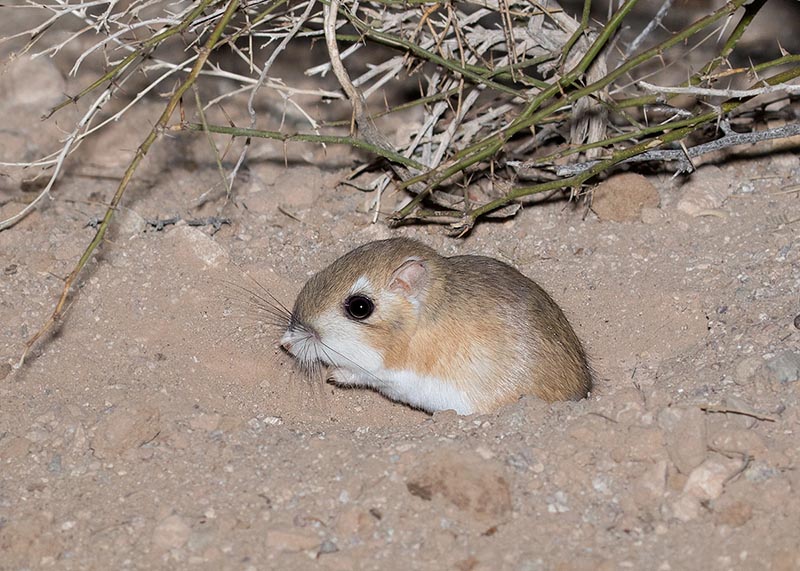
[
  {"xmin": 683, "ymin": 457, "xmax": 742, "ymax": 501},
  {"xmin": 734, "ymin": 357, "xmax": 763, "ymax": 386},
  {"xmin": 153, "ymin": 515, "xmax": 191, "ymax": 551},
  {"xmin": 318, "ymin": 540, "xmax": 338, "ymax": 555},
  {"xmin": 676, "ymin": 165, "xmax": 733, "ymax": 216},
  {"xmin": 591, "ymin": 173, "xmax": 660, "ymax": 222},
  {"xmin": 265, "ymin": 529, "xmax": 320, "ymax": 553},
  {"xmin": 764, "ymin": 351, "xmax": 800, "ymax": 384},
  {"xmin": 744, "ymin": 460, "xmax": 779, "ymax": 483},
  {"xmin": 166, "ymin": 226, "xmax": 229, "ymax": 267},
  {"xmin": 546, "ymin": 490, "xmax": 569, "ymax": 513},
  {"xmin": 91, "ymin": 404, "xmax": 160, "ymax": 459},
  {"xmin": 0, "ymin": 362, "xmax": 12, "ymax": 381},
  {"xmin": 47, "ymin": 454, "xmax": 62, "ymax": 474},
  {"xmin": 567, "ymin": 415, "xmax": 614, "ymax": 445},
  {"xmin": 247, "ymin": 165, "xmax": 323, "ymax": 210},
  {"xmin": 658, "ymin": 407, "xmax": 707, "ymax": 474}
]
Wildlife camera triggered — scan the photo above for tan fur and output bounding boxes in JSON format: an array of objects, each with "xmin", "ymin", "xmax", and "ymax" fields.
[{"xmin": 288, "ymin": 238, "xmax": 592, "ymax": 413}]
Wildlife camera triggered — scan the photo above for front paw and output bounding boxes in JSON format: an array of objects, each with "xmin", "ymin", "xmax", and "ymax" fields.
[{"xmin": 328, "ymin": 367, "xmax": 372, "ymax": 387}]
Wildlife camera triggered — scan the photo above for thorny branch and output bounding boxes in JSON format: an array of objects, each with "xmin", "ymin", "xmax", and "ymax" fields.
[
  {"xmin": 1, "ymin": 0, "xmax": 799, "ymax": 364},
  {"xmin": 554, "ymin": 122, "xmax": 800, "ymax": 177},
  {"xmin": 3, "ymin": 0, "xmax": 798, "ymax": 233},
  {"xmin": 14, "ymin": 0, "xmax": 243, "ymax": 366}
]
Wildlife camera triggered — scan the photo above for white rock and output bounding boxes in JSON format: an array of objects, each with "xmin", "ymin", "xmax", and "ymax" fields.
[
  {"xmin": 167, "ymin": 226, "xmax": 228, "ymax": 267},
  {"xmin": 1, "ymin": 56, "xmax": 66, "ymax": 108},
  {"xmin": 683, "ymin": 457, "xmax": 741, "ymax": 501}
]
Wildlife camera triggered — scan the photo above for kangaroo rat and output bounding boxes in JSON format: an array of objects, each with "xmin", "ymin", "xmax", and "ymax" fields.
[{"xmin": 280, "ymin": 238, "xmax": 591, "ymax": 414}]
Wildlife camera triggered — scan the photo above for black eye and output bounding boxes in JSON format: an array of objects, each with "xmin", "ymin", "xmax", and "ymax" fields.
[{"xmin": 345, "ymin": 295, "xmax": 374, "ymax": 320}]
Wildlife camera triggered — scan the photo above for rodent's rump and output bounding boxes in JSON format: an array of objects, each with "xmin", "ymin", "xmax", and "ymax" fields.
[{"xmin": 281, "ymin": 238, "xmax": 591, "ymax": 414}]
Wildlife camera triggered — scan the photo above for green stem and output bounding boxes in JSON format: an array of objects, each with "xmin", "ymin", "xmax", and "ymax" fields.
[
  {"xmin": 182, "ymin": 122, "xmax": 427, "ymax": 170},
  {"xmin": 21, "ymin": 0, "xmax": 242, "ymax": 365},
  {"xmin": 462, "ymin": 63, "xmax": 800, "ymax": 223},
  {"xmin": 559, "ymin": 0, "xmax": 593, "ymax": 64}
]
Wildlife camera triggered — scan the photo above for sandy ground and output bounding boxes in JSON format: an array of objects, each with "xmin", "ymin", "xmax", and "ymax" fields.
[{"xmin": 2, "ymin": 5, "xmax": 800, "ymax": 570}]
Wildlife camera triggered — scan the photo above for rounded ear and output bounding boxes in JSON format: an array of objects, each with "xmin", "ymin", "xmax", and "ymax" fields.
[{"xmin": 389, "ymin": 257, "xmax": 428, "ymax": 297}]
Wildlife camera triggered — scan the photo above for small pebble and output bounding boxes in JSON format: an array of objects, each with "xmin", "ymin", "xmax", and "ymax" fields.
[
  {"xmin": 318, "ymin": 539, "xmax": 338, "ymax": 555},
  {"xmin": 546, "ymin": 491, "xmax": 569, "ymax": 513},
  {"xmin": 744, "ymin": 461, "xmax": 779, "ymax": 482},
  {"xmin": 47, "ymin": 454, "xmax": 62, "ymax": 474}
]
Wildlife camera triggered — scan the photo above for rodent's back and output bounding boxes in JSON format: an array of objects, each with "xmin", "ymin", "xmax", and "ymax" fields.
[{"xmin": 433, "ymin": 254, "xmax": 592, "ymax": 404}]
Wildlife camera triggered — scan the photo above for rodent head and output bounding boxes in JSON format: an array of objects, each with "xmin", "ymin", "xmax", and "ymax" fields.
[{"xmin": 281, "ymin": 238, "xmax": 439, "ymax": 374}]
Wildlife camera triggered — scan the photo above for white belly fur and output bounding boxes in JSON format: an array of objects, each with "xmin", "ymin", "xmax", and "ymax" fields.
[{"xmin": 331, "ymin": 367, "xmax": 474, "ymax": 414}]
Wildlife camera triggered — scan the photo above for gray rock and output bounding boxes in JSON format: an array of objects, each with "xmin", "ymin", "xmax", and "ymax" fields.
[
  {"xmin": 91, "ymin": 404, "xmax": 160, "ymax": 459},
  {"xmin": 765, "ymin": 351, "xmax": 800, "ymax": 384},
  {"xmin": 658, "ymin": 407, "xmax": 707, "ymax": 474}
]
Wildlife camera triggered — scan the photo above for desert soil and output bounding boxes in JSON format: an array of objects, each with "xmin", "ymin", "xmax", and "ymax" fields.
[{"xmin": 1, "ymin": 7, "xmax": 800, "ymax": 571}]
